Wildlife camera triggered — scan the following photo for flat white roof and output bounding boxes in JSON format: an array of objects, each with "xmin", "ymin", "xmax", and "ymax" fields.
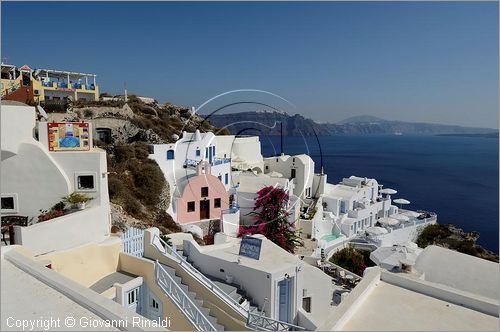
[
  {"xmin": 324, "ymin": 183, "xmax": 362, "ymax": 199},
  {"xmin": 1, "ymin": 259, "xmax": 118, "ymax": 331},
  {"xmin": 200, "ymin": 235, "xmax": 299, "ymax": 274},
  {"xmin": 235, "ymin": 171, "xmax": 289, "ymax": 194},
  {"xmin": 415, "ymin": 246, "xmax": 499, "ymax": 300},
  {"xmin": 339, "ymin": 280, "xmax": 498, "ymax": 331}
]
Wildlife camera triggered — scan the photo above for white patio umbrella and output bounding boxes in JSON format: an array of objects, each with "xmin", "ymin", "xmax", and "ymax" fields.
[
  {"xmin": 400, "ymin": 210, "xmax": 420, "ymax": 218},
  {"xmin": 267, "ymin": 171, "xmax": 283, "ymax": 178},
  {"xmin": 378, "ymin": 217, "xmax": 400, "ymax": 226},
  {"xmin": 392, "ymin": 214, "xmax": 410, "ymax": 222},
  {"xmin": 370, "ymin": 244, "xmax": 421, "ymax": 270},
  {"xmin": 365, "ymin": 226, "xmax": 388, "ymax": 236},
  {"xmin": 380, "ymin": 188, "xmax": 397, "ymax": 195},
  {"xmin": 394, "ymin": 198, "xmax": 411, "ymax": 209},
  {"xmin": 380, "ymin": 188, "xmax": 397, "ymax": 200}
]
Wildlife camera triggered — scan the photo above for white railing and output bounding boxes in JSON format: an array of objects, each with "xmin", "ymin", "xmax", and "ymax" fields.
[
  {"xmin": 247, "ymin": 312, "xmax": 305, "ymax": 331},
  {"xmin": 153, "ymin": 234, "xmax": 249, "ymax": 318},
  {"xmin": 121, "ymin": 227, "xmax": 144, "ymax": 257},
  {"xmin": 155, "ymin": 261, "xmax": 217, "ymax": 331}
]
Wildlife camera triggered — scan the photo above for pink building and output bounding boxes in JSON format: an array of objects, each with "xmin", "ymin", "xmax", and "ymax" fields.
[{"xmin": 176, "ymin": 161, "xmax": 229, "ymax": 224}]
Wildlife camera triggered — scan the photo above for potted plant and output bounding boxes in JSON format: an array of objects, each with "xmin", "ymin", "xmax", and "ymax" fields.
[{"xmin": 63, "ymin": 192, "xmax": 93, "ymax": 210}]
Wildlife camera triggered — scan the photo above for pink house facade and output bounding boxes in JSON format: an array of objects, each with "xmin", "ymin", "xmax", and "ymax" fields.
[{"xmin": 176, "ymin": 161, "xmax": 229, "ymax": 224}]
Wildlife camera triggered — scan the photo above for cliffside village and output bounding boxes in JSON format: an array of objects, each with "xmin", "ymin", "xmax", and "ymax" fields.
[{"xmin": 1, "ymin": 63, "xmax": 498, "ymax": 331}]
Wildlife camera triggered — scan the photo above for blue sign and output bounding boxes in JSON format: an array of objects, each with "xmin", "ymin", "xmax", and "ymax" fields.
[{"xmin": 239, "ymin": 236, "xmax": 262, "ymax": 260}]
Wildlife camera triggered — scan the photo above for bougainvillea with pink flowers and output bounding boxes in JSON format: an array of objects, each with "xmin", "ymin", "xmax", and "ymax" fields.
[{"xmin": 238, "ymin": 186, "xmax": 303, "ymax": 253}]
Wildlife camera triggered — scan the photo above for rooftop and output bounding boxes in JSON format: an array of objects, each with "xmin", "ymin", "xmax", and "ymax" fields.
[
  {"xmin": 339, "ymin": 280, "xmax": 498, "ymax": 331},
  {"xmin": 235, "ymin": 171, "xmax": 290, "ymax": 194},
  {"xmin": 1, "ymin": 258, "xmax": 118, "ymax": 331},
  {"xmin": 201, "ymin": 235, "xmax": 300, "ymax": 274}
]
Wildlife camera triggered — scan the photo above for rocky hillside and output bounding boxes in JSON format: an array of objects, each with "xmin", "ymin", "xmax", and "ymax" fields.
[
  {"xmin": 208, "ymin": 111, "xmax": 496, "ymax": 136},
  {"xmin": 49, "ymin": 96, "xmax": 228, "ymax": 237},
  {"xmin": 416, "ymin": 224, "xmax": 498, "ymax": 262}
]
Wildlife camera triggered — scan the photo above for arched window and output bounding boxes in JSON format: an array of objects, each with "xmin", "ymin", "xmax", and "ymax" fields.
[{"xmin": 167, "ymin": 149, "xmax": 175, "ymax": 160}]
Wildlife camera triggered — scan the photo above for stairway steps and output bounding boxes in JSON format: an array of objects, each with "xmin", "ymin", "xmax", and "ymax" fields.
[{"xmin": 158, "ymin": 262, "xmax": 225, "ymax": 330}]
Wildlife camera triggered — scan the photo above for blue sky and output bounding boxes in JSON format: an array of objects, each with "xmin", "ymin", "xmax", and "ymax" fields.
[{"xmin": 2, "ymin": 2, "xmax": 498, "ymax": 128}]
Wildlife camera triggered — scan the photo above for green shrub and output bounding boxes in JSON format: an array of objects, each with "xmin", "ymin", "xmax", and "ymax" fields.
[
  {"xmin": 416, "ymin": 224, "xmax": 453, "ymax": 248},
  {"xmin": 330, "ymin": 246, "xmax": 374, "ymax": 276},
  {"xmin": 122, "ymin": 193, "xmax": 142, "ymax": 216},
  {"xmin": 131, "ymin": 160, "xmax": 165, "ymax": 207},
  {"xmin": 114, "ymin": 145, "xmax": 135, "ymax": 163},
  {"xmin": 134, "ymin": 142, "xmax": 150, "ymax": 160},
  {"xmin": 108, "ymin": 176, "xmax": 126, "ymax": 199}
]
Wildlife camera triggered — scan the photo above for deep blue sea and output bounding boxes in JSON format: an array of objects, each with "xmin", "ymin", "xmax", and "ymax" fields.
[{"xmin": 260, "ymin": 135, "xmax": 499, "ymax": 253}]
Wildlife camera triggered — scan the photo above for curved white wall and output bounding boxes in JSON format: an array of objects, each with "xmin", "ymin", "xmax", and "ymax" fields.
[{"xmin": 1, "ymin": 141, "xmax": 71, "ymax": 220}]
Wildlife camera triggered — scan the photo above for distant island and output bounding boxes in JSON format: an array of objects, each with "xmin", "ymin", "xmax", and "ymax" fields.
[{"xmin": 207, "ymin": 111, "xmax": 497, "ymax": 136}]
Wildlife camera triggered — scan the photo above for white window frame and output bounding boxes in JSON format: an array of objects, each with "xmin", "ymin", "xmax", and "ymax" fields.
[
  {"xmin": 74, "ymin": 172, "xmax": 97, "ymax": 192},
  {"xmin": 1, "ymin": 193, "xmax": 19, "ymax": 214}
]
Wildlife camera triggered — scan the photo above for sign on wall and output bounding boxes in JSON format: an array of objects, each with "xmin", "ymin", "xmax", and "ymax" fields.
[
  {"xmin": 48, "ymin": 122, "xmax": 90, "ymax": 151},
  {"xmin": 239, "ymin": 235, "xmax": 262, "ymax": 260}
]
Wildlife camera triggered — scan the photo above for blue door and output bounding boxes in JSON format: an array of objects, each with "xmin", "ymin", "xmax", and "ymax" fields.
[{"xmin": 278, "ymin": 279, "xmax": 291, "ymax": 322}]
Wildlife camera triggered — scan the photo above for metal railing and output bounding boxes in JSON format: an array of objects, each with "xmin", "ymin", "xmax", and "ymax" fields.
[
  {"xmin": 212, "ymin": 157, "xmax": 231, "ymax": 166},
  {"xmin": 155, "ymin": 261, "xmax": 217, "ymax": 331},
  {"xmin": 247, "ymin": 312, "xmax": 305, "ymax": 331},
  {"xmin": 154, "ymin": 235, "xmax": 249, "ymax": 318}
]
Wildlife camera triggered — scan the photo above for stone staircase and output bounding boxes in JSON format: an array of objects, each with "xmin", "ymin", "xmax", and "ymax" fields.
[
  {"xmin": 178, "ymin": 249, "xmax": 261, "ymax": 315},
  {"xmin": 158, "ymin": 262, "xmax": 226, "ymax": 331}
]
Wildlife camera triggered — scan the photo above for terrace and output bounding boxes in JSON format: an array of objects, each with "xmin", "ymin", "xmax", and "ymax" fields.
[{"xmin": 34, "ymin": 69, "xmax": 97, "ymax": 91}]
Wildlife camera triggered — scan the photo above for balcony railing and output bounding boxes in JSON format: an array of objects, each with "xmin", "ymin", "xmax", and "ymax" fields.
[
  {"xmin": 153, "ymin": 234, "xmax": 249, "ymax": 319},
  {"xmin": 41, "ymin": 81, "xmax": 96, "ymax": 90},
  {"xmin": 247, "ymin": 312, "xmax": 305, "ymax": 331},
  {"xmin": 212, "ymin": 157, "xmax": 231, "ymax": 166},
  {"xmin": 155, "ymin": 261, "xmax": 217, "ymax": 331},
  {"xmin": 222, "ymin": 203, "xmax": 240, "ymax": 215},
  {"xmin": 184, "ymin": 157, "xmax": 231, "ymax": 168}
]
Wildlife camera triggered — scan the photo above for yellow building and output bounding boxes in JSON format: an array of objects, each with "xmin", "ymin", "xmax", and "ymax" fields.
[{"xmin": 1, "ymin": 63, "xmax": 99, "ymax": 104}]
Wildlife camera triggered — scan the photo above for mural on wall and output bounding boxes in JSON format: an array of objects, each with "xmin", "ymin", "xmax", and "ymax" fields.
[{"xmin": 48, "ymin": 122, "xmax": 90, "ymax": 151}]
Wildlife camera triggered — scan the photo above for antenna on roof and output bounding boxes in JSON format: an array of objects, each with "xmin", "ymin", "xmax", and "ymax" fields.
[
  {"xmin": 312, "ymin": 127, "xmax": 323, "ymax": 173},
  {"xmin": 280, "ymin": 121, "xmax": 283, "ymax": 156}
]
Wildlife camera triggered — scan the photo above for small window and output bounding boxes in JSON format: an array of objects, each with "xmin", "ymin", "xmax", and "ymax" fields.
[
  {"xmin": 1, "ymin": 196, "xmax": 15, "ymax": 211},
  {"xmin": 293, "ymin": 158, "xmax": 295, "ymax": 162},
  {"xmin": 225, "ymin": 173, "xmax": 229, "ymax": 185},
  {"xmin": 201, "ymin": 187, "xmax": 209, "ymax": 197},
  {"xmin": 302, "ymin": 297, "xmax": 311, "ymax": 313},
  {"xmin": 218, "ymin": 175, "xmax": 222, "ymax": 181},
  {"xmin": 167, "ymin": 149, "xmax": 175, "ymax": 160},
  {"xmin": 291, "ymin": 169, "xmax": 296, "ymax": 179},
  {"xmin": 196, "ymin": 148, "xmax": 200, "ymax": 157},
  {"xmin": 187, "ymin": 201, "xmax": 195, "ymax": 212},
  {"xmin": 214, "ymin": 198, "xmax": 221, "ymax": 208},
  {"xmin": 77, "ymin": 175, "xmax": 95, "ymax": 190},
  {"xmin": 265, "ymin": 165, "xmax": 269, "ymax": 170}
]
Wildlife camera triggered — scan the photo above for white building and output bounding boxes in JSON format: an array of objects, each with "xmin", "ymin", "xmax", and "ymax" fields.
[
  {"xmin": 215, "ymin": 135, "xmax": 265, "ymax": 172},
  {"xmin": 182, "ymin": 233, "xmax": 334, "ymax": 329},
  {"xmin": 303, "ymin": 175, "xmax": 437, "ymax": 257},
  {"xmin": 149, "ymin": 130, "xmax": 236, "ymax": 235},
  {"xmin": 1, "ymin": 101, "xmax": 111, "ymax": 255},
  {"xmin": 263, "ymin": 154, "xmax": 315, "ymax": 200}
]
